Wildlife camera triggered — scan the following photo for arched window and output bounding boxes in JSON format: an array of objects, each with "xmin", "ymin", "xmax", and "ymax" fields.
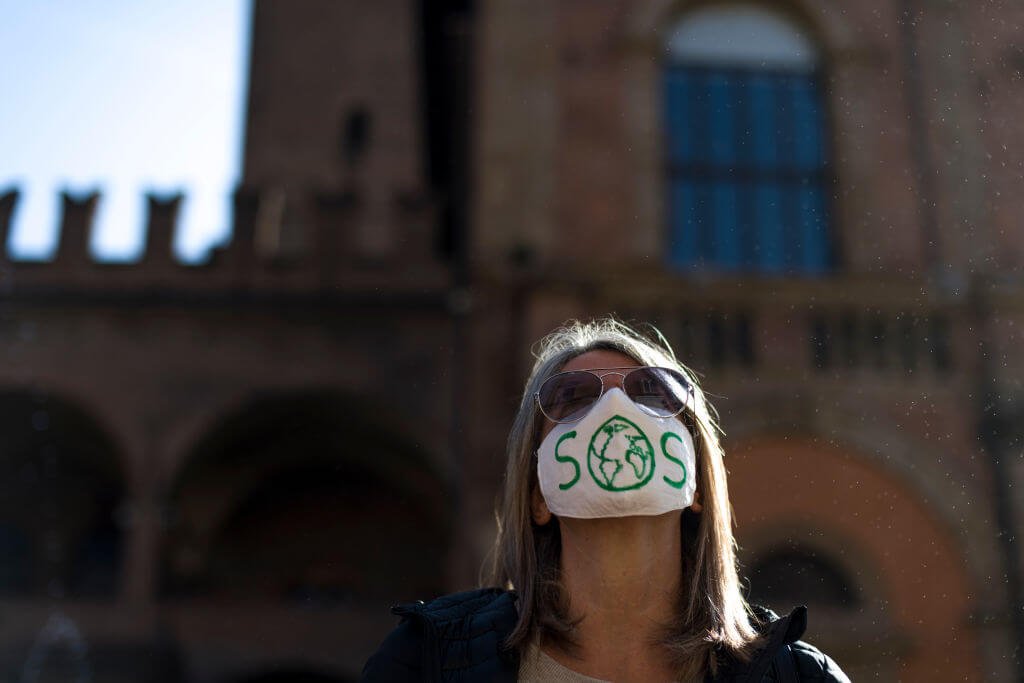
[
  {"xmin": 747, "ymin": 545, "xmax": 860, "ymax": 609},
  {"xmin": 663, "ymin": 5, "xmax": 833, "ymax": 274}
]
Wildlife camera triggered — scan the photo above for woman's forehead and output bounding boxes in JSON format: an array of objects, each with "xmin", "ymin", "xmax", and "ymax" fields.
[{"xmin": 560, "ymin": 349, "xmax": 641, "ymax": 372}]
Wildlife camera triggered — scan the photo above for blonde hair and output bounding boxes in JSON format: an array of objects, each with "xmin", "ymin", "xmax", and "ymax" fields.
[{"xmin": 485, "ymin": 318, "xmax": 760, "ymax": 680}]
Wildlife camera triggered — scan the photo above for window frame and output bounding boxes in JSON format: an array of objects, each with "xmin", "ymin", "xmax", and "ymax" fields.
[{"xmin": 661, "ymin": 57, "xmax": 838, "ymax": 275}]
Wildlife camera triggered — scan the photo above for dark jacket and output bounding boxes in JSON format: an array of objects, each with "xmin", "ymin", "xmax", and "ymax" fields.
[{"xmin": 361, "ymin": 588, "xmax": 850, "ymax": 682}]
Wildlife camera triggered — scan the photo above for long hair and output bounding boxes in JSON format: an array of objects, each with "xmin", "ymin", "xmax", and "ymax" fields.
[{"xmin": 485, "ymin": 318, "xmax": 760, "ymax": 680}]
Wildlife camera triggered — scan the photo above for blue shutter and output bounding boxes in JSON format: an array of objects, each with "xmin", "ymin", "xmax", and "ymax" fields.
[
  {"xmin": 791, "ymin": 78, "xmax": 824, "ymax": 169},
  {"xmin": 708, "ymin": 73, "xmax": 736, "ymax": 165},
  {"xmin": 669, "ymin": 180, "xmax": 698, "ymax": 265},
  {"xmin": 714, "ymin": 182, "xmax": 740, "ymax": 269},
  {"xmin": 664, "ymin": 64, "xmax": 832, "ymax": 274},
  {"xmin": 800, "ymin": 185, "xmax": 828, "ymax": 273},
  {"xmin": 750, "ymin": 75, "xmax": 778, "ymax": 167},
  {"xmin": 757, "ymin": 182, "xmax": 784, "ymax": 273}
]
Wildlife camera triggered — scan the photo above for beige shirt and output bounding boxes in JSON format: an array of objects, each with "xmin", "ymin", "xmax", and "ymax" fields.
[{"xmin": 517, "ymin": 640, "xmax": 610, "ymax": 683}]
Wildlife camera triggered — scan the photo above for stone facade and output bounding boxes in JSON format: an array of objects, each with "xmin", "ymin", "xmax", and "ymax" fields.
[{"xmin": 0, "ymin": 0, "xmax": 1022, "ymax": 681}]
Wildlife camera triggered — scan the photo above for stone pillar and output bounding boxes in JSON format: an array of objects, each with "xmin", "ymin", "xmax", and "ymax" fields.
[{"xmin": 120, "ymin": 434, "xmax": 161, "ymax": 606}]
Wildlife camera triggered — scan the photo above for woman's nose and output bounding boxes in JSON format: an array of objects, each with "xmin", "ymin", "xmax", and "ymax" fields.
[{"xmin": 598, "ymin": 371, "xmax": 627, "ymax": 391}]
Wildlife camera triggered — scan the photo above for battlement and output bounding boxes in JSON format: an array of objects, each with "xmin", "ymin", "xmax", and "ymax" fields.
[{"xmin": 0, "ymin": 185, "xmax": 447, "ymax": 297}]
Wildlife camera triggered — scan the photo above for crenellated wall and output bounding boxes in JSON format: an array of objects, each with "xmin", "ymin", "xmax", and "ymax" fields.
[{"xmin": 0, "ymin": 185, "xmax": 446, "ymax": 294}]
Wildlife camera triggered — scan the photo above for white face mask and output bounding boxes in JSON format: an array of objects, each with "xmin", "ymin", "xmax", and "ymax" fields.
[{"xmin": 536, "ymin": 388, "xmax": 697, "ymax": 519}]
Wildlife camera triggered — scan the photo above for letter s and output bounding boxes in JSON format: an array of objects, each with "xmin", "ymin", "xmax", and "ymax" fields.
[
  {"xmin": 660, "ymin": 432, "xmax": 687, "ymax": 489},
  {"xmin": 555, "ymin": 431, "xmax": 580, "ymax": 490}
]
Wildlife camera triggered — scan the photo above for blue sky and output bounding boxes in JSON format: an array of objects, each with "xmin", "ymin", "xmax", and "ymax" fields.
[{"xmin": 0, "ymin": 1, "xmax": 248, "ymax": 263}]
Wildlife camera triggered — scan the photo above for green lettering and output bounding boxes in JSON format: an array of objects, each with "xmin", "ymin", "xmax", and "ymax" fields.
[
  {"xmin": 660, "ymin": 432, "xmax": 687, "ymax": 489},
  {"xmin": 555, "ymin": 431, "xmax": 580, "ymax": 490}
]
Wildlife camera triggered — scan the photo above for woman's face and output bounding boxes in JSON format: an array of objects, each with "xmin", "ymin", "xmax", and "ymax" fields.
[
  {"xmin": 532, "ymin": 348, "xmax": 702, "ymax": 523},
  {"xmin": 537, "ymin": 348, "xmax": 640, "ymax": 443}
]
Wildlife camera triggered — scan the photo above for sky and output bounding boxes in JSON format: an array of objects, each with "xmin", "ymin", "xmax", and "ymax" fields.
[{"xmin": 0, "ymin": 1, "xmax": 249, "ymax": 263}]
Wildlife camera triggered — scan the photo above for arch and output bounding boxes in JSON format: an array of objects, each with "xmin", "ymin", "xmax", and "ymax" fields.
[
  {"xmin": 738, "ymin": 518, "xmax": 894, "ymax": 615},
  {"xmin": 161, "ymin": 390, "xmax": 452, "ymax": 602},
  {"xmin": 747, "ymin": 541, "xmax": 861, "ymax": 609},
  {"xmin": 664, "ymin": 4, "xmax": 819, "ymax": 70},
  {"xmin": 719, "ymin": 392, "xmax": 1000, "ymax": 594},
  {"xmin": 626, "ymin": 0, "xmax": 853, "ymax": 61},
  {"xmin": 727, "ymin": 433, "xmax": 981, "ymax": 680},
  {"xmin": 0, "ymin": 389, "xmax": 126, "ymax": 598}
]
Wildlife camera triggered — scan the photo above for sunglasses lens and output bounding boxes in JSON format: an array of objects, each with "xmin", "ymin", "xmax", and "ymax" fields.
[
  {"xmin": 538, "ymin": 371, "xmax": 603, "ymax": 422},
  {"xmin": 624, "ymin": 367, "xmax": 692, "ymax": 417}
]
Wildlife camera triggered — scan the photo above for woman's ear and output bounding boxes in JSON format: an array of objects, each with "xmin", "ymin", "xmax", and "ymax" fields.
[
  {"xmin": 689, "ymin": 490, "xmax": 703, "ymax": 514},
  {"xmin": 531, "ymin": 485, "xmax": 552, "ymax": 525}
]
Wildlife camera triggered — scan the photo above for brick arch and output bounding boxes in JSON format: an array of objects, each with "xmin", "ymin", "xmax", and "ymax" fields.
[
  {"xmin": 0, "ymin": 387, "xmax": 128, "ymax": 598},
  {"xmin": 0, "ymin": 386, "xmax": 127, "ymax": 481},
  {"xmin": 719, "ymin": 393, "xmax": 1000, "ymax": 595},
  {"xmin": 160, "ymin": 389, "xmax": 453, "ymax": 601},
  {"xmin": 739, "ymin": 519, "xmax": 890, "ymax": 610},
  {"xmin": 727, "ymin": 434, "xmax": 981, "ymax": 681},
  {"xmin": 0, "ymin": 379, "xmax": 134, "ymax": 483},
  {"xmin": 166, "ymin": 387, "xmax": 452, "ymax": 508},
  {"xmin": 160, "ymin": 382, "xmax": 453, "ymax": 492},
  {"xmin": 625, "ymin": 0, "xmax": 857, "ymax": 59}
]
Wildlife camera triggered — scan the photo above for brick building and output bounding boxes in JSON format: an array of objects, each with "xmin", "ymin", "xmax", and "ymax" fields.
[{"xmin": 1, "ymin": 0, "xmax": 1022, "ymax": 681}]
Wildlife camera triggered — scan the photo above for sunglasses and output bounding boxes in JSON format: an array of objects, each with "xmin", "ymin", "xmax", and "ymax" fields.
[{"xmin": 535, "ymin": 366, "xmax": 695, "ymax": 424}]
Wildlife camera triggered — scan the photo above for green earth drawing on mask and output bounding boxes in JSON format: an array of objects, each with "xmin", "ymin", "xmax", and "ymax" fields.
[{"xmin": 586, "ymin": 415, "xmax": 655, "ymax": 491}]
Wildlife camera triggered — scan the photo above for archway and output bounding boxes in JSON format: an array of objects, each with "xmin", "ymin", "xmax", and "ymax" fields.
[
  {"xmin": 746, "ymin": 541, "xmax": 861, "ymax": 610},
  {"xmin": 161, "ymin": 391, "xmax": 452, "ymax": 603},
  {"xmin": 728, "ymin": 434, "xmax": 980, "ymax": 681},
  {"xmin": 0, "ymin": 390, "xmax": 125, "ymax": 598}
]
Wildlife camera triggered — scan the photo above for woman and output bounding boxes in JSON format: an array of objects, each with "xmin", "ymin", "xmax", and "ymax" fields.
[{"xmin": 362, "ymin": 319, "xmax": 849, "ymax": 682}]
